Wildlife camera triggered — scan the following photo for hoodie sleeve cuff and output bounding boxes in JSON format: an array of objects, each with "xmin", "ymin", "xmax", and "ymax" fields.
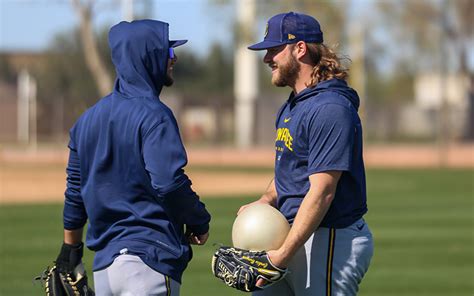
[{"xmin": 187, "ymin": 223, "xmax": 209, "ymax": 236}]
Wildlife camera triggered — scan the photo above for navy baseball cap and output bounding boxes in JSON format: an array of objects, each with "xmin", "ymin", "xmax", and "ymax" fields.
[
  {"xmin": 248, "ymin": 12, "xmax": 323, "ymax": 50},
  {"xmin": 169, "ymin": 39, "xmax": 187, "ymax": 48}
]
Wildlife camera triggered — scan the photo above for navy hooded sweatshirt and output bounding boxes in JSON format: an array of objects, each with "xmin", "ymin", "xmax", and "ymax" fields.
[
  {"xmin": 63, "ymin": 20, "xmax": 210, "ymax": 283},
  {"xmin": 274, "ymin": 79, "xmax": 367, "ymax": 228}
]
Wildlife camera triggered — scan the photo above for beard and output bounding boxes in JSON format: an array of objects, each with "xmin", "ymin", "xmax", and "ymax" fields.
[
  {"xmin": 272, "ymin": 54, "xmax": 300, "ymax": 87},
  {"xmin": 164, "ymin": 73, "xmax": 174, "ymax": 87}
]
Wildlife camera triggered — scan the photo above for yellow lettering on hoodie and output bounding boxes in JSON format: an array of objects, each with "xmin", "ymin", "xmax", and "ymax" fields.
[{"xmin": 275, "ymin": 128, "xmax": 293, "ymax": 151}]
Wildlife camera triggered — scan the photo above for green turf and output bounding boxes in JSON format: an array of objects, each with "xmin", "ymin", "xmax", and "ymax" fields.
[{"xmin": 0, "ymin": 169, "xmax": 473, "ymax": 295}]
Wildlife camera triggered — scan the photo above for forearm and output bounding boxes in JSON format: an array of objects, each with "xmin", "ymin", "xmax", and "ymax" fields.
[
  {"xmin": 64, "ymin": 228, "xmax": 84, "ymax": 245},
  {"xmin": 259, "ymin": 178, "xmax": 278, "ymax": 206},
  {"xmin": 278, "ymin": 188, "xmax": 333, "ymax": 261},
  {"xmin": 64, "ymin": 148, "xmax": 88, "ymax": 229},
  {"xmin": 275, "ymin": 172, "xmax": 341, "ymax": 266},
  {"xmin": 163, "ymin": 180, "xmax": 211, "ymax": 233}
]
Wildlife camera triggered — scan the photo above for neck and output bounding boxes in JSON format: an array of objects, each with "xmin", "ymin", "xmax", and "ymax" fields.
[{"xmin": 291, "ymin": 63, "xmax": 314, "ymax": 94}]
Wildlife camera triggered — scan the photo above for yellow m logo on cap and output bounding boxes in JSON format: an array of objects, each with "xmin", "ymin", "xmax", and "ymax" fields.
[{"xmin": 288, "ymin": 34, "xmax": 296, "ymax": 40}]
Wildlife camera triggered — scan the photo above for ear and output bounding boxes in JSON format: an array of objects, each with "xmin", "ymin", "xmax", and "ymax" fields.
[{"xmin": 293, "ymin": 41, "xmax": 307, "ymax": 60}]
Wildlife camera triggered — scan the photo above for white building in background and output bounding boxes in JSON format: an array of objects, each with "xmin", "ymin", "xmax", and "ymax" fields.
[
  {"xmin": 398, "ymin": 73, "xmax": 471, "ymax": 139},
  {"xmin": 415, "ymin": 74, "xmax": 470, "ymax": 109}
]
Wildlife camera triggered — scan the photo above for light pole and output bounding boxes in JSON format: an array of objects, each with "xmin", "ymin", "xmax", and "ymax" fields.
[
  {"xmin": 17, "ymin": 69, "xmax": 37, "ymax": 149},
  {"xmin": 234, "ymin": 0, "xmax": 258, "ymax": 148}
]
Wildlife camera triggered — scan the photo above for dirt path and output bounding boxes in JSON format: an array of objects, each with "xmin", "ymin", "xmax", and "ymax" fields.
[{"xmin": 1, "ymin": 144, "xmax": 472, "ymax": 204}]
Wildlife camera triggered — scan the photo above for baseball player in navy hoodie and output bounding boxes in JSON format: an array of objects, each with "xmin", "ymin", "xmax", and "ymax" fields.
[
  {"xmin": 240, "ymin": 12, "xmax": 374, "ymax": 295},
  {"xmin": 56, "ymin": 20, "xmax": 211, "ymax": 295}
]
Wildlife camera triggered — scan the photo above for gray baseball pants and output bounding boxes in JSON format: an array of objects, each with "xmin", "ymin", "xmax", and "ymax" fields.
[
  {"xmin": 253, "ymin": 218, "xmax": 374, "ymax": 296},
  {"xmin": 93, "ymin": 254, "xmax": 180, "ymax": 296}
]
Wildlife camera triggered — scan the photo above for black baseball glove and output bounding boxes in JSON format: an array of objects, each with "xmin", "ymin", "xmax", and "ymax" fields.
[
  {"xmin": 35, "ymin": 243, "xmax": 95, "ymax": 296},
  {"xmin": 211, "ymin": 246, "xmax": 288, "ymax": 292}
]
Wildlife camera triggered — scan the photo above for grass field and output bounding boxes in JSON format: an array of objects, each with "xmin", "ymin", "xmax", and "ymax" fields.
[{"xmin": 0, "ymin": 168, "xmax": 473, "ymax": 295}]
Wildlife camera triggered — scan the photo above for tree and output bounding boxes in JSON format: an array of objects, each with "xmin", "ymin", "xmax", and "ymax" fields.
[
  {"xmin": 71, "ymin": 0, "xmax": 113, "ymax": 96},
  {"xmin": 173, "ymin": 44, "xmax": 234, "ymax": 102},
  {"xmin": 375, "ymin": 0, "xmax": 474, "ymax": 145},
  {"xmin": 0, "ymin": 55, "xmax": 16, "ymax": 84},
  {"xmin": 32, "ymin": 30, "xmax": 102, "ymax": 138},
  {"xmin": 376, "ymin": 0, "xmax": 473, "ymax": 75}
]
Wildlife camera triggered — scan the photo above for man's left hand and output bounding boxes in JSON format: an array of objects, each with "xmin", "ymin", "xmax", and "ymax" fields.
[
  {"xmin": 212, "ymin": 246, "xmax": 288, "ymax": 292},
  {"xmin": 256, "ymin": 249, "xmax": 288, "ymax": 288}
]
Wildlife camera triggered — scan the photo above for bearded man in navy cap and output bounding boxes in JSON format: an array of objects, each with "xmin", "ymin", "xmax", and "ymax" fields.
[{"xmin": 239, "ymin": 12, "xmax": 374, "ymax": 295}]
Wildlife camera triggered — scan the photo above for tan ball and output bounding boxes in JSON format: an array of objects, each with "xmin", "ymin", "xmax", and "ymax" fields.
[{"xmin": 232, "ymin": 203, "xmax": 290, "ymax": 251}]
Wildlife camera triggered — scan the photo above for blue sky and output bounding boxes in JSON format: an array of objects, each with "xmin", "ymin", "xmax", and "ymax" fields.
[
  {"xmin": 1, "ymin": 0, "xmax": 471, "ymax": 71},
  {"xmin": 0, "ymin": 0, "xmax": 374, "ymax": 58},
  {"xmin": 0, "ymin": 0, "xmax": 236, "ymax": 57}
]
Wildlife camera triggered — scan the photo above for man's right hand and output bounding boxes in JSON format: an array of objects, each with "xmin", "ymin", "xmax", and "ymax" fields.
[
  {"xmin": 237, "ymin": 198, "xmax": 274, "ymax": 215},
  {"xmin": 238, "ymin": 179, "xmax": 278, "ymax": 215},
  {"xmin": 187, "ymin": 231, "xmax": 209, "ymax": 245}
]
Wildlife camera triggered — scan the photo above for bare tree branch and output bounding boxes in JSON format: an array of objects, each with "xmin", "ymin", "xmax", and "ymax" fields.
[{"xmin": 71, "ymin": 0, "xmax": 113, "ymax": 97}]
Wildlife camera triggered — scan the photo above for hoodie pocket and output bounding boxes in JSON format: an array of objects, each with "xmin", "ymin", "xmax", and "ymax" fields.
[{"xmin": 154, "ymin": 239, "xmax": 181, "ymax": 257}]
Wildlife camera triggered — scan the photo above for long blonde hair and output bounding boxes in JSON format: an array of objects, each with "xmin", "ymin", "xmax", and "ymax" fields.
[{"xmin": 305, "ymin": 43, "xmax": 349, "ymax": 87}]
